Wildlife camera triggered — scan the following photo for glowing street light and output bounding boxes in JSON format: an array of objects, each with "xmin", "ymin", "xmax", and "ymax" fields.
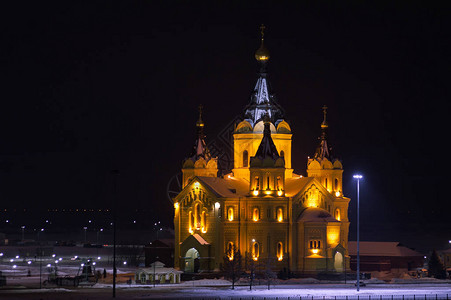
[
  {"xmin": 21, "ymin": 225, "xmax": 25, "ymax": 241},
  {"xmin": 83, "ymin": 227, "xmax": 88, "ymax": 243},
  {"xmin": 353, "ymin": 174, "xmax": 363, "ymax": 292}
]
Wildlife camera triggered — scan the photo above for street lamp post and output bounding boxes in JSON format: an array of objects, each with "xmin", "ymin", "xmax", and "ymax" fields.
[
  {"xmin": 83, "ymin": 227, "xmax": 88, "ymax": 243},
  {"xmin": 21, "ymin": 226, "xmax": 25, "ymax": 241},
  {"xmin": 97, "ymin": 228, "xmax": 103, "ymax": 244},
  {"xmin": 353, "ymin": 174, "xmax": 363, "ymax": 292}
]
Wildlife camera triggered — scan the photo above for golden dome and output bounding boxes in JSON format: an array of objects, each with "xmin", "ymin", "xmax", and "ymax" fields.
[
  {"xmin": 255, "ymin": 24, "xmax": 270, "ymax": 62},
  {"xmin": 255, "ymin": 44, "xmax": 270, "ymax": 61}
]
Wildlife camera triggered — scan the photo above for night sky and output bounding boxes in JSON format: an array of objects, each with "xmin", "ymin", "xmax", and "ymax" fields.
[{"xmin": 1, "ymin": 2, "xmax": 450, "ymax": 251}]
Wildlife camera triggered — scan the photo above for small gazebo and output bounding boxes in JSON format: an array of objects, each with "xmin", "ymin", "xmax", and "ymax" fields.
[{"xmin": 135, "ymin": 261, "xmax": 182, "ymax": 284}]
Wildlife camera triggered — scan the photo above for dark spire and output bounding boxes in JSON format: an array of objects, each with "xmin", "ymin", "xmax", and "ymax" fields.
[
  {"xmin": 188, "ymin": 105, "xmax": 211, "ymax": 161},
  {"xmin": 314, "ymin": 105, "xmax": 332, "ymax": 160},
  {"xmin": 253, "ymin": 114, "xmax": 280, "ymax": 160},
  {"xmin": 244, "ymin": 25, "xmax": 285, "ymax": 126}
]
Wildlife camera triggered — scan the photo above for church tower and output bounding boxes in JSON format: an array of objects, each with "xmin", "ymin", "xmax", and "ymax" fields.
[
  {"xmin": 249, "ymin": 115, "xmax": 285, "ymax": 197},
  {"xmin": 181, "ymin": 105, "xmax": 218, "ymax": 188},
  {"xmin": 232, "ymin": 25, "xmax": 293, "ymax": 181},
  {"xmin": 173, "ymin": 25, "xmax": 351, "ymax": 275},
  {"xmin": 307, "ymin": 106, "xmax": 344, "ymax": 197}
]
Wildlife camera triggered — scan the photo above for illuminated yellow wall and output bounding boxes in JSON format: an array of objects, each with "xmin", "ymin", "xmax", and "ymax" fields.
[{"xmin": 232, "ymin": 120, "xmax": 293, "ymax": 180}]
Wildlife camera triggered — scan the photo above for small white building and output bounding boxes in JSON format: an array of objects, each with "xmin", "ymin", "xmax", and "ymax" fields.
[{"xmin": 135, "ymin": 261, "xmax": 182, "ymax": 284}]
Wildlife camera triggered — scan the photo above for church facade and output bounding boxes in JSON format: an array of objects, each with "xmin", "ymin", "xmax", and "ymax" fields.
[{"xmin": 173, "ymin": 29, "xmax": 350, "ymax": 275}]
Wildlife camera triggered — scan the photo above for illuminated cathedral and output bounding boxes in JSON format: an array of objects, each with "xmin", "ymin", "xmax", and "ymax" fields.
[{"xmin": 173, "ymin": 27, "xmax": 350, "ymax": 275}]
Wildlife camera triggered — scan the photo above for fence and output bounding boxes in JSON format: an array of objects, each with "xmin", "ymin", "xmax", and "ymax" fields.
[{"xmin": 183, "ymin": 295, "xmax": 451, "ymax": 300}]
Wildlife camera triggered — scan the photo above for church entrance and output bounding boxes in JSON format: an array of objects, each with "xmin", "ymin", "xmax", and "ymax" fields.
[
  {"xmin": 334, "ymin": 251, "xmax": 344, "ymax": 272},
  {"xmin": 185, "ymin": 248, "xmax": 200, "ymax": 273}
]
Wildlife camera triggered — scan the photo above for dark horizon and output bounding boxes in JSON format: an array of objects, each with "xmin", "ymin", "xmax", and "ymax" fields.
[{"xmin": 1, "ymin": 2, "xmax": 450, "ymax": 253}]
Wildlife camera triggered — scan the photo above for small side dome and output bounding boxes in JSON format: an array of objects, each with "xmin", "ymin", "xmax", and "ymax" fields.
[
  {"xmin": 333, "ymin": 160, "xmax": 343, "ymax": 169},
  {"xmin": 182, "ymin": 159, "xmax": 195, "ymax": 169},
  {"xmin": 235, "ymin": 120, "xmax": 253, "ymax": 133},
  {"xmin": 276, "ymin": 120, "xmax": 291, "ymax": 133},
  {"xmin": 194, "ymin": 157, "xmax": 206, "ymax": 168},
  {"xmin": 206, "ymin": 158, "xmax": 218, "ymax": 169},
  {"xmin": 321, "ymin": 159, "xmax": 333, "ymax": 169},
  {"xmin": 253, "ymin": 120, "xmax": 276, "ymax": 133},
  {"xmin": 307, "ymin": 160, "xmax": 321, "ymax": 170}
]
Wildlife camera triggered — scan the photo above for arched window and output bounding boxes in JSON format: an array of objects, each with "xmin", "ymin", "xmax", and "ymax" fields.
[
  {"xmin": 309, "ymin": 240, "xmax": 321, "ymax": 249},
  {"xmin": 277, "ymin": 207, "xmax": 283, "ymax": 222},
  {"xmin": 227, "ymin": 207, "xmax": 234, "ymax": 221},
  {"xmin": 252, "ymin": 242, "xmax": 259, "ymax": 261},
  {"xmin": 325, "ymin": 178, "xmax": 328, "ymax": 189},
  {"xmin": 201, "ymin": 211, "xmax": 207, "ymax": 232},
  {"xmin": 335, "ymin": 178, "xmax": 339, "ymax": 190},
  {"xmin": 334, "ymin": 208, "xmax": 341, "ymax": 221},
  {"xmin": 189, "ymin": 211, "xmax": 194, "ymax": 233},
  {"xmin": 277, "ymin": 242, "xmax": 283, "ymax": 261},
  {"xmin": 280, "ymin": 150, "xmax": 285, "ymax": 157},
  {"xmin": 227, "ymin": 242, "xmax": 234, "ymax": 260},
  {"xmin": 253, "ymin": 207, "xmax": 260, "ymax": 221},
  {"xmin": 266, "ymin": 173, "xmax": 270, "ymax": 190},
  {"xmin": 276, "ymin": 176, "xmax": 281, "ymax": 190},
  {"xmin": 243, "ymin": 150, "xmax": 248, "ymax": 167},
  {"xmin": 195, "ymin": 204, "xmax": 201, "ymax": 228},
  {"xmin": 255, "ymin": 176, "xmax": 260, "ymax": 190}
]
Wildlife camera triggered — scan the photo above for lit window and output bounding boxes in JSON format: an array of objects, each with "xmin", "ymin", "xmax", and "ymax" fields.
[
  {"xmin": 309, "ymin": 240, "xmax": 321, "ymax": 253},
  {"xmin": 201, "ymin": 211, "xmax": 207, "ymax": 233},
  {"xmin": 277, "ymin": 242, "xmax": 283, "ymax": 261},
  {"xmin": 243, "ymin": 151, "xmax": 248, "ymax": 168},
  {"xmin": 253, "ymin": 207, "xmax": 260, "ymax": 221},
  {"xmin": 266, "ymin": 175, "xmax": 270, "ymax": 190},
  {"xmin": 195, "ymin": 204, "xmax": 201, "ymax": 229},
  {"xmin": 255, "ymin": 176, "xmax": 260, "ymax": 190},
  {"xmin": 188, "ymin": 211, "xmax": 193, "ymax": 234},
  {"xmin": 252, "ymin": 242, "xmax": 259, "ymax": 261},
  {"xmin": 227, "ymin": 207, "xmax": 234, "ymax": 221},
  {"xmin": 227, "ymin": 242, "xmax": 234, "ymax": 261},
  {"xmin": 334, "ymin": 208, "xmax": 341, "ymax": 221},
  {"xmin": 277, "ymin": 208, "xmax": 283, "ymax": 222}
]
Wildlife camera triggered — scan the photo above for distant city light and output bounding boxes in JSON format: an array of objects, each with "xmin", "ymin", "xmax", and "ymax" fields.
[
  {"xmin": 123, "ymin": 261, "xmax": 127, "ymax": 265},
  {"xmin": 46, "ymin": 264, "xmax": 51, "ymax": 267},
  {"xmin": 12, "ymin": 265, "xmax": 17, "ymax": 269},
  {"xmin": 27, "ymin": 261, "xmax": 32, "ymax": 264}
]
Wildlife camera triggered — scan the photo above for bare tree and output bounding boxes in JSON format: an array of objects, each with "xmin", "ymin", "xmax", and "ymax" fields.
[
  {"xmin": 222, "ymin": 245, "xmax": 242, "ymax": 289},
  {"xmin": 244, "ymin": 252, "xmax": 258, "ymax": 290},
  {"xmin": 263, "ymin": 257, "xmax": 277, "ymax": 290}
]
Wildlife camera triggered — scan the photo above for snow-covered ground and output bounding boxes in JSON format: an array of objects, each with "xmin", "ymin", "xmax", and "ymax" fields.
[{"xmin": 2, "ymin": 262, "xmax": 451, "ymax": 299}]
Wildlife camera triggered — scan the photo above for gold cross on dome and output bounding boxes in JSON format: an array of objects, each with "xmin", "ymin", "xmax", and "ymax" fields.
[
  {"xmin": 260, "ymin": 24, "xmax": 266, "ymax": 40},
  {"xmin": 198, "ymin": 104, "xmax": 203, "ymax": 118}
]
